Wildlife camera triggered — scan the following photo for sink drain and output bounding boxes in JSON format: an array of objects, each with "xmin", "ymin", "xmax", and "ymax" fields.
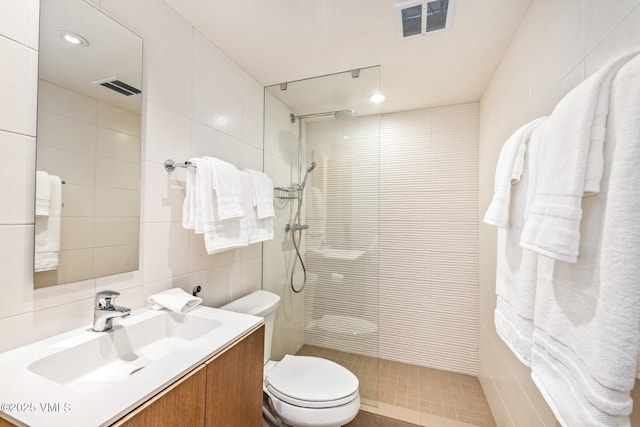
[{"xmin": 129, "ymin": 366, "xmax": 145, "ymax": 376}]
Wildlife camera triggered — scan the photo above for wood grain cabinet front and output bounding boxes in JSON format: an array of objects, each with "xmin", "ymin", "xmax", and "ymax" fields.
[{"xmin": 112, "ymin": 324, "xmax": 264, "ymax": 427}]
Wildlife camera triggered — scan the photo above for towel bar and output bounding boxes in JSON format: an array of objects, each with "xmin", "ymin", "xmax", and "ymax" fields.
[{"xmin": 164, "ymin": 159, "xmax": 196, "ymax": 172}]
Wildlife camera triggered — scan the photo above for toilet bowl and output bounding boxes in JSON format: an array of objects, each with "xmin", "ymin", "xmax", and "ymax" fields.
[{"xmin": 220, "ymin": 290, "xmax": 360, "ymax": 427}]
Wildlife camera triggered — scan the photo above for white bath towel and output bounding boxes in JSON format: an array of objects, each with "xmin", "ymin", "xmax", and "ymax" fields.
[
  {"xmin": 529, "ymin": 54, "xmax": 640, "ymax": 427},
  {"xmin": 206, "ymin": 157, "xmax": 244, "ymax": 221},
  {"xmin": 182, "ymin": 160, "xmax": 197, "ymax": 230},
  {"xmin": 489, "ymin": 122, "xmax": 545, "ymax": 366},
  {"xmin": 34, "ymin": 175, "xmax": 62, "ymax": 272},
  {"xmin": 483, "ymin": 117, "xmax": 547, "ymax": 228},
  {"xmin": 520, "ymin": 50, "xmax": 640, "ymax": 263},
  {"xmin": 35, "ymin": 170, "xmax": 51, "ymax": 217},
  {"xmin": 245, "ymin": 169, "xmax": 275, "ymax": 220},
  {"xmin": 147, "ymin": 287, "xmax": 203, "ymax": 313},
  {"xmin": 241, "ymin": 171, "xmax": 273, "ymax": 244}
]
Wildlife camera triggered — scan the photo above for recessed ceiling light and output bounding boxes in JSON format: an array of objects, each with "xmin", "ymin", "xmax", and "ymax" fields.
[
  {"xmin": 369, "ymin": 92, "xmax": 386, "ymax": 103},
  {"xmin": 57, "ymin": 31, "xmax": 89, "ymax": 47}
]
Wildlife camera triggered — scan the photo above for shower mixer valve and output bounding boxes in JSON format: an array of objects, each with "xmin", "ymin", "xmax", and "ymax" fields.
[{"xmin": 285, "ymin": 224, "xmax": 309, "ymax": 232}]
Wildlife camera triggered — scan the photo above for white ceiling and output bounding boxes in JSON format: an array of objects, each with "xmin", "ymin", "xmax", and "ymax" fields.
[{"xmin": 165, "ymin": 0, "xmax": 532, "ymax": 114}]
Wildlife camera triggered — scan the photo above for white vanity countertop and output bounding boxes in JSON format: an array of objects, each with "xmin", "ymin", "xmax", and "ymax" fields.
[{"xmin": 0, "ymin": 306, "xmax": 262, "ymax": 427}]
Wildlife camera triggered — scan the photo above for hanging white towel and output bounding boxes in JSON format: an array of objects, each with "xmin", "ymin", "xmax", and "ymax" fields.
[
  {"xmin": 483, "ymin": 117, "xmax": 547, "ymax": 228},
  {"xmin": 147, "ymin": 287, "xmax": 202, "ymax": 313},
  {"xmin": 206, "ymin": 157, "xmax": 244, "ymax": 221},
  {"xmin": 35, "ymin": 170, "xmax": 51, "ymax": 217},
  {"xmin": 241, "ymin": 171, "xmax": 273, "ymax": 244},
  {"xmin": 182, "ymin": 160, "xmax": 197, "ymax": 230},
  {"xmin": 34, "ymin": 175, "xmax": 62, "ymax": 272},
  {"xmin": 529, "ymin": 53, "xmax": 640, "ymax": 427},
  {"xmin": 245, "ymin": 169, "xmax": 275, "ymax": 219},
  {"xmin": 489, "ymin": 122, "xmax": 546, "ymax": 367},
  {"xmin": 520, "ymin": 50, "xmax": 640, "ymax": 263}
]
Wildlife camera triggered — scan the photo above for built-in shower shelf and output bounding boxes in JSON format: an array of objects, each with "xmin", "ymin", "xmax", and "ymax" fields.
[{"xmin": 274, "ymin": 186, "xmax": 300, "ymax": 199}]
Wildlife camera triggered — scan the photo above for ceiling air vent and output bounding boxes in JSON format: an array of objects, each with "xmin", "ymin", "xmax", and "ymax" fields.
[
  {"xmin": 395, "ymin": 0, "xmax": 451, "ymax": 38},
  {"xmin": 93, "ymin": 76, "xmax": 141, "ymax": 96}
]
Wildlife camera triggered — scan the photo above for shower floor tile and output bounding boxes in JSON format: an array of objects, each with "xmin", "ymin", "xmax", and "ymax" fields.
[{"xmin": 297, "ymin": 345, "xmax": 496, "ymax": 427}]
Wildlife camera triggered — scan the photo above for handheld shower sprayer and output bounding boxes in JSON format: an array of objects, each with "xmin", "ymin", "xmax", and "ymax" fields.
[{"xmin": 299, "ymin": 161, "xmax": 316, "ymax": 190}]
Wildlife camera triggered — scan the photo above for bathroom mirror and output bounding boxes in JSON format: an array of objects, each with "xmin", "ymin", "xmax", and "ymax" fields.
[{"xmin": 34, "ymin": 0, "xmax": 143, "ymax": 288}]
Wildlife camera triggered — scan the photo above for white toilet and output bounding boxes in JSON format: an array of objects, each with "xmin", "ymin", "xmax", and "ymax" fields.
[{"xmin": 220, "ymin": 290, "xmax": 360, "ymax": 427}]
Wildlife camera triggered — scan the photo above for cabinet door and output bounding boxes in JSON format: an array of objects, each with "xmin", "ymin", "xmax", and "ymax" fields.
[
  {"xmin": 113, "ymin": 365, "xmax": 206, "ymax": 427},
  {"xmin": 205, "ymin": 325, "xmax": 264, "ymax": 427}
]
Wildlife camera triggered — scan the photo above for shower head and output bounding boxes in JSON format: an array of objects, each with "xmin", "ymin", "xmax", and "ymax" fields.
[
  {"xmin": 290, "ymin": 109, "xmax": 357, "ymax": 123},
  {"xmin": 306, "ymin": 162, "xmax": 317, "ymax": 173}
]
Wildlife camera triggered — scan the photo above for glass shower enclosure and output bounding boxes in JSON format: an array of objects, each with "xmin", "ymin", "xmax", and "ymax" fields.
[{"xmin": 262, "ymin": 67, "xmax": 381, "ymax": 406}]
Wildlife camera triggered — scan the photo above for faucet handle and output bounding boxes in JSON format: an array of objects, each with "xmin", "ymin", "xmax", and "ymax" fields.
[{"xmin": 95, "ymin": 290, "xmax": 120, "ymax": 309}]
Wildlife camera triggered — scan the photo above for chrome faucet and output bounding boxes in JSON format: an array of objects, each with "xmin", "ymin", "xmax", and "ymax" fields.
[{"xmin": 93, "ymin": 290, "xmax": 131, "ymax": 332}]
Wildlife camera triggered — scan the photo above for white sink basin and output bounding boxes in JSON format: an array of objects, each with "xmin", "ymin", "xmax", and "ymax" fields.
[
  {"xmin": 0, "ymin": 306, "xmax": 262, "ymax": 427},
  {"xmin": 28, "ymin": 310, "xmax": 221, "ymax": 392}
]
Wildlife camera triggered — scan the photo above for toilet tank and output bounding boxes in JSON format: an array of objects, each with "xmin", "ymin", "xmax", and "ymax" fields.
[{"xmin": 219, "ymin": 290, "xmax": 280, "ymax": 364}]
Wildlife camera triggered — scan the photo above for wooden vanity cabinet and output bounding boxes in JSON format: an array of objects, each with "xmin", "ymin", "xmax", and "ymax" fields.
[{"xmin": 113, "ymin": 324, "xmax": 264, "ymax": 427}]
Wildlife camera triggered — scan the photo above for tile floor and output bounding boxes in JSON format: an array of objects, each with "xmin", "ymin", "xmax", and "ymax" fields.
[{"xmin": 297, "ymin": 345, "xmax": 496, "ymax": 427}]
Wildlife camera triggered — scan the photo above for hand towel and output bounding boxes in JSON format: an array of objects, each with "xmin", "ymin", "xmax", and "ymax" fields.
[
  {"xmin": 205, "ymin": 157, "xmax": 244, "ymax": 221},
  {"xmin": 182, "ymin": 160, "xmax": 197, "ymax": 230},
  {"xmin": 241, "ymin": 171, "xmax": 273, "ymax": 244},
  {"xmin": 490, "ymin": 122, "xmax": 545, "ymax": 366},
  {"xmin": 191, "ymin": 158, "xmax": 215, "ymax": 235},
  {"xmin": 245, "ymin": 169, "xmax": 275, "ymax": 219},
  {"xmin": 520, "ymin": 50, "xmax": 640, "ymax": 263},
  {"xmin": 35, "ymin": 170, "xmax": 51, "ymax": 217},
  {"xmin": 529, "ymin": 54, "xmax": 640, "ymax": 427},
  {"xmin": 147, "ymin": 287, "xmax": 203, "ymax": 313},
  {"xmin": 483, "ymin": 117, "xmax": 547, "ymax": 228},
  {"xmin": 34, "ymin": 175, "xmax": 62, "ymax": 272}
]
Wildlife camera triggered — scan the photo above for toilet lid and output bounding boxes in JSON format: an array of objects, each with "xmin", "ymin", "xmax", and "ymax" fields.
[{"xmin": 265, "ymin": 355, "xmax": 359, "ymax": 408}]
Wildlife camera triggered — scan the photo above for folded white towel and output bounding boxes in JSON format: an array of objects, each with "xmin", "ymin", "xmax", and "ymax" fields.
[
  {"xmin": 182, "ymin": 161, "xmax": 197, "ymax": 230},
  {"xmin": 520, "ymin": 50, "xmax": 640, "ymax": 263},
  {"xmin": 35, "ymin": 170, "xmax": 51, "ymax": 217},
  {"xmin": 147, "ymin": 287, "xmax": 203, "ymax": 313},
  {"xmin": 529, "ymin": 54, "xmax": 640, "ymax": 427},
  {"xmin": 241, "ymin": 171, "xmax": 273, "ymax": 244},
  {"xmin": 245, "ymin": 169, "xmax": 275, "ymax": 220},
  {"xmin": 191, "ymin": 158, "xmax": 215, "ymax": 235},
  {"xmin": 483, "ymin": 117, "xmax": 547, "ymax": 228},
  {"xmin": 34, "ymin": 175, "xmax": 62, "ymax": 272},
  {"xmin": 491, "ymin": 123, "xmax": 546, "ymax": 366},
  {"xmin": 206, "ymin": 157, "xmax": 244, "ymax": 221}
]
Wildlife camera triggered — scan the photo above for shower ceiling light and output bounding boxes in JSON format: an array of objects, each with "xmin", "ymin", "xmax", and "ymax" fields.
[
  {"xmin": 57, "ymin": 30, "xmax": 89, "ymax": 47},
  {"xmin": 369, "ymin": 92, "xmax": 386, "ymax": 103}
]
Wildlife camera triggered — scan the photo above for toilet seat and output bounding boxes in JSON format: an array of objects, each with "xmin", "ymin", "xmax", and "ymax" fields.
[{"xmin": 265, "ymin": 355, "xmax": 359, "ymax": 409}]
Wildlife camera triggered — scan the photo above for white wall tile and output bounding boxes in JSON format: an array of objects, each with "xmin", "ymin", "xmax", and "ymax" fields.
[
  {"xmin": 0, "ymin": 0, "xmax": 39, "ymax": 48},
  {"xmin": 243, "ymin": 143, "xmax": 264, "ymax": 171},
  {"xmin": 190, "ymin": 120, "xmax": 243, "ymax": 166},
  {"xmin": 143, "ymin": 100, "xmax": 191, "ymax": 164},
  {"xmin": 188, "ymin": 266, "xmax": 234, "ymax": 308},
  {"xmin": 140, "ymin": 159, "xmax": 185, "ymax": 223},
  {"xmin": 60, "ymin": 184, "xmax": 94, "ymax": 217},
  {"xmin": 243, "ymin": 105, "xmax": 264, "ymax": 149},
  {"xmin": 584, "ymin": 0, "xmax": 640, "ymax": 54},
  {"xmin": 93, "ymin": 244, "xmax": 139, "ymax": 277},
  {"xmin": 193, "ymin": 30, "xmax": 243, "ymax": 99},
  {"xmin": 242, "ymin": 71, "xmax": 265, "ymax": 113},
  {"xmin": 101, "ymin": 0, "xmax": 192, "ymax": 65},
  {"xmin": 95, "ymin": 157, "xmax": 140, "ymax": 190},
  {"xmin": 60, "ymin": 217, "xmax": 94, "ymax": 250},
  {"xmin": 36, "ymin": 145, "xmax": 95, "ymax": 185},
  {"xmin": 94, "ymin": 217, "xmax": 139, "ymax": 246},
  {"xmin": 0, "ymin": 36, "xmax": 37, "ymax": 136},
  {"xmin": 0, "ymin": 225, "xmax": 34, "ymax": 318},
  {"xmin": 142, "ymin": 41, "xmax": 192, "ymax": 116},
  {"xmin": 0, "ymin": 296, "xmax": 94, "ymax": 353},
  {"xmin": 140, "ymin": 222, "xmax": 189, "ymax": 283},
  {"xmin": 192, "ymin": 72, "xmax": 243, "ymax": 139},
  {"xmin": 94, "ymin": 187, "xmax": 140, "ymax": 216},
  {"xmin": 0, "ymin": 130, "xmax": 35, "ymax": 224}
]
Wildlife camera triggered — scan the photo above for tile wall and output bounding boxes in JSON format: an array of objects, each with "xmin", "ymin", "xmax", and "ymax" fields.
[
  {"xmin": 478, "ymin": 0, "xmax": 640, "ymax": 425},
  {"xmin": 0, "ymin": 0, "xmax": 266, "ymax": 353}
]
